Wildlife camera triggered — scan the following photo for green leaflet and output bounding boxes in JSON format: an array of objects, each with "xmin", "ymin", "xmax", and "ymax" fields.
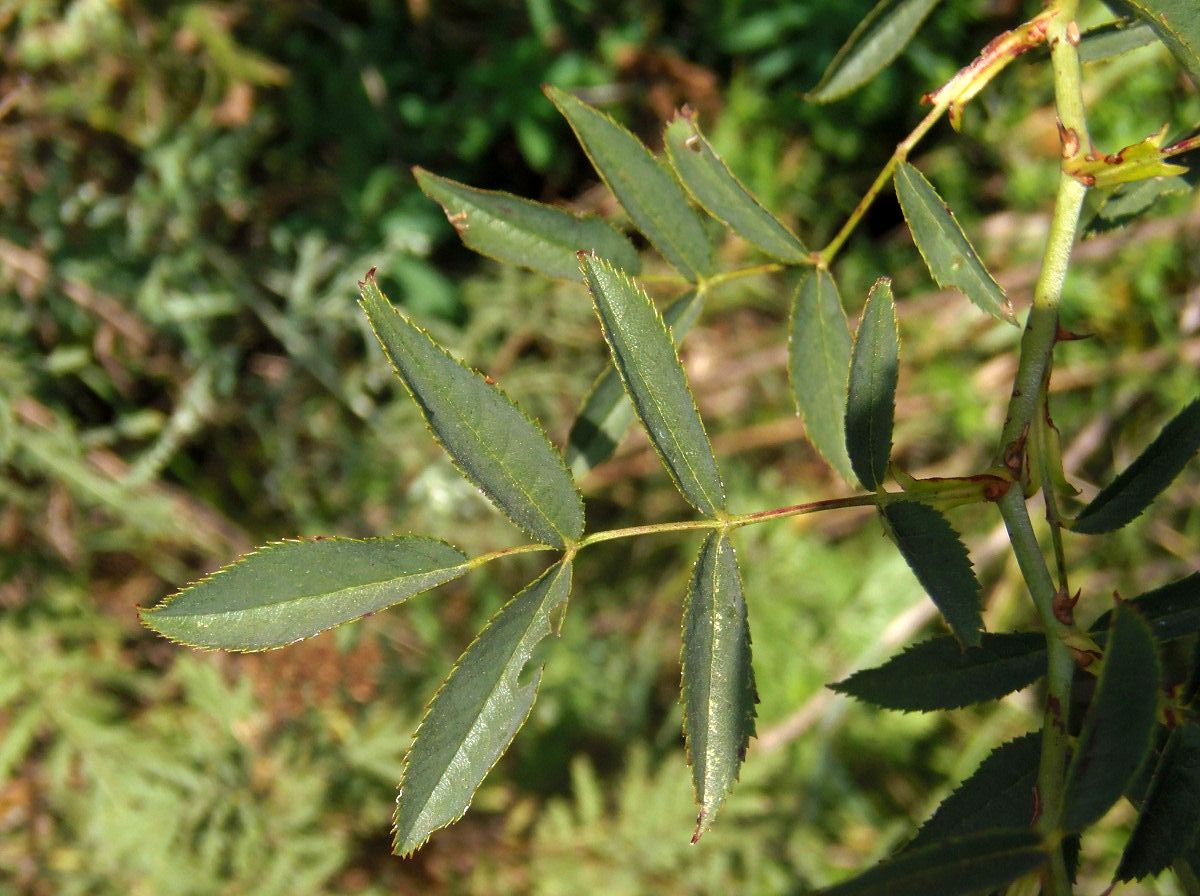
[
  {"xmin": 880, "ymin": 501, "xmax": 983, "ymax": 648},
  {"xmin": 894, "ymin": 162, "xmax": 1015, "ymax": 323},
  {"xmin": 394, "ymin": 560, "xmax": 572, "ymax": 856},
  {"xmin": 140, "ymin": 537, "xmax": 469, "ymax": 651},
  {"xmin": 806, "ymin": 0, "xmax": 943, "ymax": 103},
  {"xmin": 414, "ymin": 167, "xmax": 640, "ymax": 281},
  {"xmin": 846, "ymin": 278, "xmax": 898, "ymax": 491},
  {"xmin": 581, "ymin": 254, "xmax": 726, "ymax": 516},
  {"xmin": 1061, "ymin": 604, "xmax": 1160, "ymax": 833},
  {"xmin": 832, "ymin": 632, "xmax": 1046, "ymax": 712},
  {"xmin": 1072, "ymin": 398, "xmax": 1200, "ymax": 534},
  {"xmin": 360, "ymin": 275, "xmax": 584, "ymax": 547},
  {"xmin": 907, "ymin": 733, "xmax": 1042, "ymax": 851},
  {"xmin": 566, "ymin": 290, "xmax": 705, "ymax": 478},
  {"xmin": 1078, "ymin": 18, "xmax": 1160, "ymax": 63},
  {"xmin": 814, "ymin": 829, "xmax": 1045, "ymax": 896},
  {"xmin": 1121, "ymin": 0, "xmax": 1200, "ymax": 85},
  {"xmin": 663, "ymin": 113, "xmax": 808, "ymax": 263},
  {"xmin": 788, "ymin": 268, "xmax": 855, "ymax": 483},
  {"xmin": 545, "ymin": 86, "xmax": 714, "ymax": 281},
  {"xmin": 681, "ymin": 532, "xmax": 757, "ymax": 840},
  {"xmin": 1090, "ymin": 572, "xmax": 1200, "ymax": 643},
  {"xmin": 1117, "ymin": 723, "xmax": 1200, "ymax": 881}
]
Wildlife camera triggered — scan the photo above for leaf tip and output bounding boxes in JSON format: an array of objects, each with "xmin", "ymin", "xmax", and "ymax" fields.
[{"xmin": 359, "ymin": 266, "xmax": 378, "ymax": 289}]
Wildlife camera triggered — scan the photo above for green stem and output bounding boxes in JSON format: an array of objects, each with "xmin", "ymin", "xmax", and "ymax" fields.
[
  {"xmin": 995, "ymin": 5, "xmax": 1088, "ymax": 894},
  {"xmin": 700, "ymin": 262, "xmax": 787, "ymax": 291}
]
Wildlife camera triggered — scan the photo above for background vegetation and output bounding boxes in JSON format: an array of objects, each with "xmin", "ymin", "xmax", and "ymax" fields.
[{"xmin": 1, "ymin": 1, "xmax": 1197, "ymax": 892}]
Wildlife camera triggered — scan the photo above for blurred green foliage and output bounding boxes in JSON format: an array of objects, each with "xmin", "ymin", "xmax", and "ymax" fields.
[{"xmin": 1, "ymin": 0, "xmax": 1197, "ymax": 892}]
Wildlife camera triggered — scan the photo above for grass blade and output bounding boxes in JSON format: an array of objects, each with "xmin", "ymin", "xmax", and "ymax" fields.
[
  {"xmin": 360, "ymin": 273, "xmax": 584, "ymax": 547},
  {"xmin": 581, "ymin": 254, "xmax": 726, "ymax": 516},
  {"xmin": 894, "ymin": 162, "xmax": 1015, "ymax": 323},
  {"xmin": 394, "ymin": 560, "xmax": 572, "ymax": 855},
  {"xmin": 664, "ymin": 112, "xmax": 808, "ymax": 263},
  {"xmin": 141, "ymin": 537, "xmax": 469, "ymax": 651},
  {"xmin": 546, "ymin": 86, "xmax": 714, "ymax": 281},
  {"xmin": 682, "ymin": 532, "xmax": 757, "ymax": 840},
  {"xmin": 846, "ymin": 277, "xmax": 898, "ymax": 491},
  {"xmin": 789, "ymin": 268, "xmax": 855, "ymax": 482}
]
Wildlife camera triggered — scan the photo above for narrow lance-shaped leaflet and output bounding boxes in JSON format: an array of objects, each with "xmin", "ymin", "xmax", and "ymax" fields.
[
  {"xmin": 359, "ymin": 273, "xmax": 584, "ymax": 548},
  {"xmin": 414, "ymin": 167, "xmax": 640, "ymax": 281},
  {"xmin": 141, "ymin": 536, "xmax": 469, "ymax": 651},
  {"xmin": 663, "ymin": 112, "xmax": 808, "ymax": 263},
  {"xmin": 845, "ymin": 277, "xmax": 898, "ymax": 491},
  {"xmin": 566, "ymin": 290, "xmax": 705, "ymax": 478},
  {"xmin": 546, "ymin": 85, "xmax": 714, "ymax": 281},
  {"xmin": 789, "ymin": 268, "xmax": 855, "ymax": 483},
  {"xmin": 894, "ymin": 161, "xmax": 1015, "ymax": 323},
  {"xmin": 682, "ymin": 532, "xmax": 757, "ymax": 840},
  {"xmin": 807, "ymin": 0, "xmax": 944, "ymax": 103},
  {"xmin": 394, "ymin": 560, "xmax": 573, "ymax": 855},
  {"xmin": 580, "ymin": 254, "xmax": 726, "ymax": 517}
]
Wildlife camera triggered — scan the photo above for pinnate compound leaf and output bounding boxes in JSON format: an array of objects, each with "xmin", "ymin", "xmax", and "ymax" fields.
[
  {"xmin": 846, "ymin": 278, "xmax": 898, "ymax": 491},
  {"xmin": 545, "ymin": 86, "xmax": 713, "ymax": 281},
  {"xmin": 394, "ymin": 560, "xmax": 572, "ymax": 856},
  {"xmin": 832, "ymin": 633, "xmax": 1046, "ymax": 711},
  {"xmin": 894, "ymin": 162, "xmax": 1015, "ymax": 323},
  {"xmin": 1062, "ymin": 604, "xmax": 1161, "ymax": 833},
  {"xmin": 414, "ymin": 167, "xmax": 640, "ymax": 280},
  {"xmin": 788, "ymin": 269, "xmax": 855, "ymax": 483},
  {"xmin": 881, "ymin": 501, "xmax": 983, "ymax": 647},
  {"xmin": 807, "ymin": 0, "xmax": 943, "ymax": 103},
  {"xmin": 1072, "ymin": 398, "xmax": 1200, "ymax": 534},
  {"xmin": 1090, "ymin": 572, "xmax": 1200, "ymax": 643},
  {"xmin": 141, "ymin": 537, "xmax": 468, "ymax": 651},
  {"xmin": 815, "ymin": 829, "xmax": 1045, "ymax": 896},
  {"xmin": 581, "ymin": 254, "xmax": 726, "ymax": 516},
  {"xmin": 663, "ymin": 113, "xmax": 808, "ymax": 263},
  {"xmin": 1117, "ymin": 723, "xmax": 1200, "ymax": 881},
  {"xmin": 907, "ymin": 733, "xmax": 1041, "ymax": 851},
  {"xmin": 360, "ymin": 274, "xmax": 584, "ymax": 547},
  {"xmin": 682, "ymin": 532, "xmax": 757, "ymax": 840},
  {"xmin": 566, "ymin": 290, "xmax": 704, "ymax": 478},
  {"xmin": 1121, "ymin": 0, "xmax": 1200, "ymax": 85}
]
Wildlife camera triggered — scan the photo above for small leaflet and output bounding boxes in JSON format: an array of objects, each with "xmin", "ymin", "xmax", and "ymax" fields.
[
  {"xmin": 394, "ymin": 560, "xmax": 572, "ymax": 855},
  {"xmin": 566, "ymin": 290, "xmax": 705, "ymax": 478},
  {"xmin": 546, "ymin": 86, "xmax": 714, "ymax": 281},
  {"xmin": 1116, "ymin": 723, "xmax": 1200, "ymax": 881},
  {"xmin": 1073, "ymin": 397, "xmax": 1200, "ymax": 534},
  {"xmin": 141, "ymin": 536, "xmax": 469, "ymax": 651},
  {"xmin": 415, "ymin": 167, "xmax": 641, "ymax": 280},
  {"xmin": 1122, "ymin": 0, "xmax": 1200, "ymax": 86},
  {"xmin": 807, "ymin": 0, "xmax": 943, "ymax": 103},
  {"xmin": 845, "ymin": 278, "xmax": 898, "ymax": 491},
  {"xmin": 894, "ymin": 162, "xmax": 1015, "ymax": 323},
  {"xmin": 360, "ymin": 274, "xmax": 585, "ymax": 548},
  {"xmin": 1061, "ymin": 604, "xmax": 1160, "ymax": 833},
  {"xmin": 664, "ymin": 112, "xmax": 808, "ymax": 263},
  {"xmin": 832, "ymin": 632, "xmax": 1046, "ymax": 712},
  {"xmin": 814, "ymin": 829, "xmax": 1045, "ymax": 896},
  {"xmin": 681, "ymin": 532, "xmax": 757, "ymax": 840},
  {"xmin": 880, "ymin": 501, "xmax": 983, "ymax": 648},
  {"xmin": 580, "ymin": 254, "xmax": 726, "ymax": 517},
  {"xmin": 788, "ymin": 269, "xmax": 855, "ymax": 483}
]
